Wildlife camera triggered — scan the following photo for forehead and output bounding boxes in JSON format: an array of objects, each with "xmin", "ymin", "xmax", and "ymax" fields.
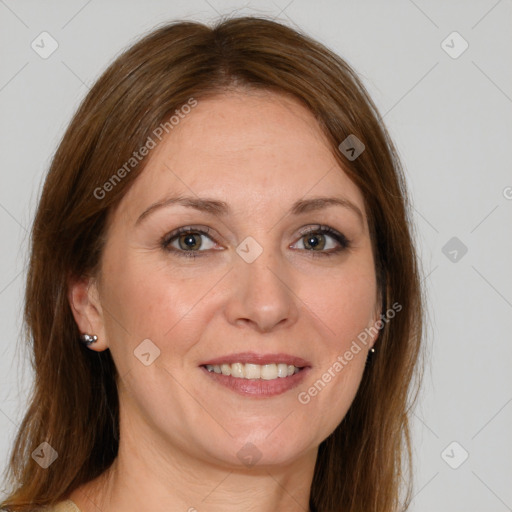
[{"xmin": 117, "ymin": 90, "xmax": 367, "ymax": 222}]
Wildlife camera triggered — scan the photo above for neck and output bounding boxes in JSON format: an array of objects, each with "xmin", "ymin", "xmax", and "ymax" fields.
[{"xmin": 70, "ymin": 418, "xmax": 317, "ymax": 512}]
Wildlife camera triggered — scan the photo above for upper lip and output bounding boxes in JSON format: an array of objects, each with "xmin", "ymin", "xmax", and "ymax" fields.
[{"xmin": 200, "ymin": 352, "xmax": 311, "ymax": 368}]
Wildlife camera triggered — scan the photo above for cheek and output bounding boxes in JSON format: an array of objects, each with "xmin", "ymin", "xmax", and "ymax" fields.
[
  {"xmin": 97, "ymin": 235, "xmax": 377, "ymax": 457},
  {"xmin": 103, "ymin": 239, "xmax": 377, "ymax": 359},
  {"xmin": 295, "ymin": 257, "xmax": 377, "ymax": 415},
  {"xmin": 101, "ymin": 248, "xmax": 222, "ymax": 357},
  {"xmin": 303, "ymin": 262, "xmax": 378, "ymax": 352}
]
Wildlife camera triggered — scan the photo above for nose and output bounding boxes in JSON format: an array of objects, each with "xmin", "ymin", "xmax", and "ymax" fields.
[{"xmin": 224, "ymin": 246, "xmax": 299, "ymax": 333}]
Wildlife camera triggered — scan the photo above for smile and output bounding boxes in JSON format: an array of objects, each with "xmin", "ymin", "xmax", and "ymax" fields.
[{"xmin": 204, "ymin": 362, "xmax": 301, "ymax": 380}]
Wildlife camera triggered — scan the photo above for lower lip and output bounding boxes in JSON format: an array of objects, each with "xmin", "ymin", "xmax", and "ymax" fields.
[{"xmin": 200, "ymin": 366, "xmax": 310, "ymax": 397}]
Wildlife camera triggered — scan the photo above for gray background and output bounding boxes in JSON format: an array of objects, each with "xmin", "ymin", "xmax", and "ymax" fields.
[{"xmin": 1, "ymin": 0, "xmax": 511, "ymax": 510}]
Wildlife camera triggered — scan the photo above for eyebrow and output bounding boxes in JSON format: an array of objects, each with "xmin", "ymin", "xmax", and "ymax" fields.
[{"xmin": 135, "ymin": 194, "xmax": 364, "ymax": 226}]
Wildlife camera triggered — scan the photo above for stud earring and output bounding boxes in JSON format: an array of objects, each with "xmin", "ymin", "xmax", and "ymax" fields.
[
  {"xmin": 366, "ymin": 346, "xmax": 376, "ymax": 366},
  {"xmin": 80, "ymin": 334, "xmax": 98, "ymax": 346}
]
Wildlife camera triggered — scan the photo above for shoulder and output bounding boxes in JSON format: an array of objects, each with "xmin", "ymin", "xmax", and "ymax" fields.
[
  {"xmin": 51, "ymin": 501, "xmax": 82, "ymax": 512},
  {"xmin": 0, "ymin": 499, "xmax": 81, "ymax": 512},
  {"xmin": 34, "ymin": 500, "xmax": 82, "ymax": 512}
]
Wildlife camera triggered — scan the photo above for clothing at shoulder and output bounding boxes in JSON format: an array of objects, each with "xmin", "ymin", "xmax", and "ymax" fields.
[
  {"xmin": 42, "ymin": 500, "xmax": 82, "ymax": 512},
  {"xmin": 0, "ymin": 500, "xmax": 81, "ymax": 512}
]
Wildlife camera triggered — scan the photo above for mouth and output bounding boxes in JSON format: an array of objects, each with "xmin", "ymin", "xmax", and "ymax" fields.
[
  {"xmin": 200, "ymin": 352, "xmax": 310, "ymax": 379},
  {"xmin": 199, "ymin": 352, "xmax": 311, "ymax": 397},
  {"xmin": 202, "ymin": 362, "xmax": 303, "ymax": 379}
]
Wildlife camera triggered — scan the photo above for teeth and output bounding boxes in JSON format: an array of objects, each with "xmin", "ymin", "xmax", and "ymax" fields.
[
  {"xmin": 205, "ymin": 362, "xmax": 301, "ymax": 379},
  {"xmin": 260, "ymin": 364, "xmax": 275, "ymax": 380},
  {"xmin": 277, "ymin": 364, "xmax": 288, "ymax": 378},
  {"xmin": 245, "ymin": 363, "xmax": 261, "ymax": 379},
  {"xmin": 231, "ymin": 362, "xmax": 244, "ymax": 378},
  {"xmin": 220, "ymin": 363, "xmax": 231, "ymax": 376}
]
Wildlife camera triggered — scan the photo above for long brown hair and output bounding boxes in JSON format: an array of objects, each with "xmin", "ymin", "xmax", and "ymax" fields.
[{"xmin": 1, "ymin": 16, "xmax": 424, "ymax": 512}]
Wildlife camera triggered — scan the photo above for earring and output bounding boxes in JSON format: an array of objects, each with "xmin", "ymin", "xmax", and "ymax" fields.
[
  {"xmin": 80, "ymin": 333, "xmax": 98, "ymax": 346},
  {"xmin": 366, "ymin": 346, "xmax": 376, "ymax": 366}
]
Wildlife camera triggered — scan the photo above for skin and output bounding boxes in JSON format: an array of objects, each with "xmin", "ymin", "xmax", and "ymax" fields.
[{"xmin": 68, "ymin": 89, "xmax": 381, "ymax": 512}]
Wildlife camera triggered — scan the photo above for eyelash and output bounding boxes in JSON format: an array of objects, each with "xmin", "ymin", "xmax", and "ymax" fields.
[{"xmin": 161, "ymin": 225, "xmax": 351, "ymax": 259}]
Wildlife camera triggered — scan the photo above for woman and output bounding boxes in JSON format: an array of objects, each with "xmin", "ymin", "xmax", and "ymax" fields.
[{"xmin": 1, "ymin": 15, "xmax": 423, "ymax": 512}]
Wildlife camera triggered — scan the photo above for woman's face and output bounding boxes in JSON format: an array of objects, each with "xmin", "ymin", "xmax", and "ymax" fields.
[{"xmin": 77, "ymin": 90, "xmax": 380, "ymax": 469}]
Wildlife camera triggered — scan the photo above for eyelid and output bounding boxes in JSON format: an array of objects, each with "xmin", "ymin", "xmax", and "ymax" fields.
[
  {"xmin": 296, "ymin": 224, "xmax": 344, "ymax": 238},
  {"xmin": 161, "ymin": 225, "xmax": 221, "ymax": 253},
  {"xmin": 161, "ymin": 224, "xmax": 350, "ymax": 257},
  {"xmin": 292, "ymin": 224, "xmax": 350, "ymax": 252}
]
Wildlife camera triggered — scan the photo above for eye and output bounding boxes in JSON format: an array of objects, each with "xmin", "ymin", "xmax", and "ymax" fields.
[
  {"xmin": 161, "ymin": 224, "xmax": 350, "ymax": 259},
  {"xmin": 291, "ymin": 225, "xmax": 350, "ymax": 257},
  {"xmin": 161, "ymin": 226, "xmax": 219, "ymax": 258}
]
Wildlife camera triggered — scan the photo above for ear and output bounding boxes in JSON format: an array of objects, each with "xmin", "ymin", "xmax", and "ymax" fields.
[{"xmin": 68, "ymin": 274, "xmax": 109, "ymax": 352}]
